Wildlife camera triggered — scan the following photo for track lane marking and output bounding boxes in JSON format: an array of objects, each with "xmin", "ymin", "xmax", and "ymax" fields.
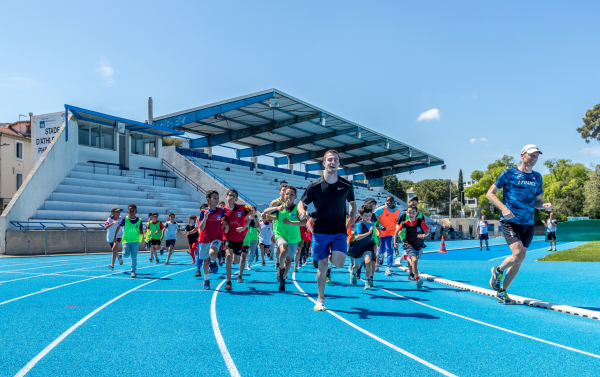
[{"xmin": 487, "ymin": 242, "xmax": 577, "ymax": 261}]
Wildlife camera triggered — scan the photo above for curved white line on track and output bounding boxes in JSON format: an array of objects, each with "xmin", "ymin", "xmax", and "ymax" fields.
[
  {"xmin": 380, "ymin": 276, "xmax": 600, "ymax": 359},
  {"xmin": 0, "ymin": 264, "xmax": 112, "ymax": 283},
  {"xmin": 487, "ymin": 242, "xmax": 577, "ymax": 261},
  {"xmin": 13, "ymin": 267, "xmax": 195, "ymax": 377},
  {"xmin": 291, "ymin": 271, "xmax": 458, "ymax": 377}
]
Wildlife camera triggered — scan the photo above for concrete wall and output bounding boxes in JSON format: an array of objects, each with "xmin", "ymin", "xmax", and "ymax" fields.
[
  {"xmin": 1, "ymin": 117, "xmax": 79, "ymax": 254},
  {"xmin": 5, "ymin": 229, "xmax": 189, "ymax": 255},
  {"xmin": 0, "ymin": 133, "xmax": 33, "ymax": 200}
]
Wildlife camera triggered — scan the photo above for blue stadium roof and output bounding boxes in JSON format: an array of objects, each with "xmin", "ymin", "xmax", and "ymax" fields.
[{"xmin": 153, "ymin": 89, "xmax": 444, "ymax": 179}]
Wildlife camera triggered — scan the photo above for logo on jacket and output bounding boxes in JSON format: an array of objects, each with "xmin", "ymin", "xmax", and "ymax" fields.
[
  {"xmin": 237, "ymin": 212, "xmax": 241, "ymax": 217},
  {"xmin": 217, "ymin": 215, "xmax": 221, "ymax": 220}
]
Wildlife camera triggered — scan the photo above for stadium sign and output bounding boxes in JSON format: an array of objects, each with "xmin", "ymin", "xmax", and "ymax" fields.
[{"xmin": 32, "ymin": 112, "xmax": 65, "ymax": 162}]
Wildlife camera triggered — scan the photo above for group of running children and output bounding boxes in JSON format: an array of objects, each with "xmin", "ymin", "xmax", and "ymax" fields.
[{"xmin": 102, "ymin": 183, "xmax": 428, "ymax": 292}]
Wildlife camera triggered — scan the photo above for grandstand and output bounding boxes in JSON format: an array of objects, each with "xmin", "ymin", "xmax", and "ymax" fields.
[{"xmin": 0, "ymin": 89, "xmax": 444, "ymax": 255}]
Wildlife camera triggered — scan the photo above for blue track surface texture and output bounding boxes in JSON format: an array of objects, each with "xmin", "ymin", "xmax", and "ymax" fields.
[{"xmin": 1, "ymin": 240, "xmax": 599, "ymax": 377}]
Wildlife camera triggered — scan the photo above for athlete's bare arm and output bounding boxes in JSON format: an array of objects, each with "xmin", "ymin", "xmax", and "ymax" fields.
[
  {"xmin": 297, "ymin": 200, "xmax": 307, "ymax": 220},
  {"xmin": 486, "ymin": 184, "xmax": 514, "ymax": 220},
  {"xmin": 534, "ymin": 195, "xmax": 552, "ymax": 211},
  {"xmin": 348, "ymin": 201, "xmax": 357, "ymax": 228}
]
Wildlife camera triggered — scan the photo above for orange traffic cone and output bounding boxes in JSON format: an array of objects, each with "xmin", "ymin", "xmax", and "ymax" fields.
[{"xmin": 439, "ymin": 236, "xmax": 447, "ymax": 253}]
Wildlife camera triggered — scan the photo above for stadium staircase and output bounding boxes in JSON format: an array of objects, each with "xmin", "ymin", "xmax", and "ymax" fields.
[{"xmin": 30, "ymin": 162, "xmax": 200, "ymax": 224}]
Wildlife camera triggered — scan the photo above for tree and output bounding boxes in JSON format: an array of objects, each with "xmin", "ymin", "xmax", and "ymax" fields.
[
  {"xmin": 464, "ymin": 155, "xmax": 517, "ymax": 220},
  {"xmin": 577, "ymin": 103, "xmax": 600, "ymax": 143},
  {"xmin": 384, "ymin": 176, "xmax": 414, "ymax": 202},
  {"xmin": 583, "ymin": 164, "xmax": 600, "ymax": 219},
  {"xmin": 412, "ymin": 179, "xmax": 459, "ymax": 215},
  {"xmin": 458, "ymin": 169, "xmax": 464, "ymax": 205},
  {"xmin": 162, "ymin": 137, "xmax": 183, "ymax": 147},
  {"xmin": 541, "ymin": 159, "xmax": 589, "ymax": 221}
]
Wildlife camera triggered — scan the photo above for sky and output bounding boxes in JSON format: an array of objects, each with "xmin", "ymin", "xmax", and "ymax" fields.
[{"xmin": 1, "ymin": 1, "xmax": 599, "ymax": 183}]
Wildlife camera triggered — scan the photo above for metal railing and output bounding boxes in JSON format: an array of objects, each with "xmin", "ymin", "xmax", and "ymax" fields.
[
  {"xmin": 179, "ymin": 155, "xmax": 258, "ymax": 208},
  {"xmin": 10, "ymin": 221, "xmax": 106, "ymax": 230},
  {"xmin": 162, "ymin": 159, "xmax": 206, "ymax": 195}
]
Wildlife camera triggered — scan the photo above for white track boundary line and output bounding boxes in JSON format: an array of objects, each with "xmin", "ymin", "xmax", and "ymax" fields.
[
  {"xmin": 394, "ymin": 263, "xmax": 600, "ymax": 321},
  {"xmin": 0, "ymin": 257, "xmax": 185, "ymax": 307},
  {"xmin": 291, "ymin": 271, "xmax": 458, "ymax": 377},
  {"xmin": 0, "ymin": 264, "xmax": 114, "ymax": 284},
  {"xmin": 14, "ymin": 267, "xmax": 195, "ymax": 377},
  {"xmin": 487, "ymin": 242, "xmax": 577, "ymax": 261},
  {"xmin": 368, "ymin": 277, "xmax": 600, "ymax": 359}
]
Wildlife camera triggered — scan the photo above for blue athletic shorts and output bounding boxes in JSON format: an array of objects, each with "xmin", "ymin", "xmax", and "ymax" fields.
[{"xmin": 312, "ymin": 233, "xmax": 348, "ymax": 261}]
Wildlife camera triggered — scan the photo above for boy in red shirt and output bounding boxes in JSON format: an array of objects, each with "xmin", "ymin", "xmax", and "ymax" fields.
[
  {"xmin": 394, "ymin": 205, "xmax": 430, "ymax": 289},
  {"xmin": 223, "ymin": 189, "xmax": 251, "ymax": 291}
]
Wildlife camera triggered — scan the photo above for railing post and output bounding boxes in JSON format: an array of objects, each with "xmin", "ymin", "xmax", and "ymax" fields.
[{"xmin": 45, "ymin": 229, "xmax": 48, "ymax": 256}]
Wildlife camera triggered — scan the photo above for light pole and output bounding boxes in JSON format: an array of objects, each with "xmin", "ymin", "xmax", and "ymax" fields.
[{"xmin": 449, "ymin": 180, "xmax": 452, "ymax": 219}]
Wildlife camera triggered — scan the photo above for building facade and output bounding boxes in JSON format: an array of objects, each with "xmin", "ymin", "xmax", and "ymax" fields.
[{"xmin": 0, "ymin": 121, "xmax": 33, "ymax": 210}]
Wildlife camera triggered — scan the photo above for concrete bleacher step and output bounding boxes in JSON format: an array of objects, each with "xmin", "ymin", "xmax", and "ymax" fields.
[
  {"xmin": 40, "ymin": 201, "xmax": 199, "ymax": 215},
  {"xmin": 35, "ymin": 210, "xmax": 175, "ymax": 222},
  {"xmin": 63, "ymin": 177, "xmax": 182, "ymax": 194},
  {"xmin": 49, "ymin": 192, "xmax": 195, "ymax": 208}
]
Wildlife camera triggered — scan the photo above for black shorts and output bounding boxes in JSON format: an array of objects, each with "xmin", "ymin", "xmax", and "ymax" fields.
[
  {"xmin": 150, "ymin": 239, "xmax": 161, "ymax": 246},
  {"xmin": 165, "ymin": 239, "xmax": 176, "ymax": 247},
  {"xmin": 225, "ymin": 240, "xmax": 244, "ymax": 256},
  {"xmin": 259, "ymin": 243, "xmax": 270, "ymax": 249},
  {"xmin": 500, "ymin": 221, "xmax": 534, "ymax": 248},
  {"xmin": 241, "ymin": 245, "xmax": 250, "ymax": 254},
  {"xmin": 547, "ymin": 231, "xmax": 556, "ymax": 241}
]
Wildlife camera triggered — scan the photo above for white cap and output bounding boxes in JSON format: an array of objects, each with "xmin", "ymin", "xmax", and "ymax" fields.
[{"xmin": 521, "ymin": 144, "xmax": 542, "ymax": 155}]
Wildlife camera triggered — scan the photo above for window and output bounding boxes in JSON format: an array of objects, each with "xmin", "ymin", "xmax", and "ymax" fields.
[
  {"xmin": 131, "ymin": 133, "xmax": 157, "ymax": 157},
  {"xmin": 16, "ymin": 173, "xmax": 23, "ymax": 191},
  {"xmin": 15, "ymin": 141, "xmax": 23, "ymax": 160},
  {"xmin": 467, "ymin": 199, "xmax": 476, "ymax": 205},
  {"xmin": 78, "ymin": 123, "xmax": 115, "ymax": 150}
]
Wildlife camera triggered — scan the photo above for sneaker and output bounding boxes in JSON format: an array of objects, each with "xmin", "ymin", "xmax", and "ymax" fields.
[
  {"xmin": 246, "ymin": 265, "xmax": 252, "ymax": 271},
  {"xmin": 218, "ymin": 258, "xmax": 224, "ymax": 266},
  {"xmin": 191, "ymin": 260, "xmax": 196, "ymax": 264},
  {"xmin": 277, "ymin": 267, "xmax": 285, "ymax": 283},
  {"xmin": 552, "ymin": 248, "xmax": 556, "ymax": 251},
  {"xmin": 365, "ymin": 279, "xmax": 372, "ymax": 290},
  {"xmin": 108, "ymin": 264, "xmax": 114, "ymax": 271},
  {"xmin": 131, "ymin": 271, "xmax": 137, "ymax": 278},
  {"xmin": 261, "ymin": 261, "xmax": 266, "ymax": 266},
  {"xmin": 350, "ymin": 273, "xmax": 357, "ymax": 286},
  {"xmin": 377, "ymin": 256, "xmax": 384, "ymax": 265},
  {"xmin": 160, "ymin": 247, "xmax": 164, "ymax": 255},
  {"xmin": 269, "ymin": 256, "xmax": 274, "ymax": 261},
  {"xmin": 375, "ymin": 265, "xmax": 379, "ymax": 272},
  {"xmin": 237, "ymin": 275, "xmax": 244, "ymax": 283},
  {"xmin": 279, "ymin": 280, "xmax": 285, "ymax": 292},
  {"xmin": 313, "ymin": 259, "xmax": 319, "ymax": 268},
  {"xmin": 416, "ymin": 277, "xmax": 423, "ymax": 289},
  {"xmin": 486, "ymin": 248, "xmax": 490, "ymax": 251},
  {"xmin": 165, "ymin": 260, "xmax": 169, "ymax": 265},
  {"xmin": 394, "ymin": 249, "xmax": 399, "ymax": 257},
  {"xmin": 385, "ymin": 267, "xmax": 392, "ymax": 276},
  {"xmin": 490, "ymin": 266, "xmax": 503, "ymax": 291},
  {"xmin": 328, "ymin": 262, "xmax": 333, "ymax": 269},
  {"xmin": 224, "ymin": 281, "xmax": 233, "ymax": 291},
  {"xmin": 194, "ymin": 269, "xmax": 201, "ymax": 277},
  {"xmin": 276, "ymin": 262, "xmax": 280, "ymax": 271},
  {"xmin": 149, "ymin": 258, "xmax": 153, "ymax": 262},
  {"xmin": 479, "ymin": 248, "xmax": 482, "ymax": 251},
  {"xmin": 326, "ymin": 276, "xmax": 332, "ymax": 284},
  {"xmin": 203, "ymin": 280, "xmax": 210, "ymax": 290},
  {"xmin": 118, "ymin": 255, "xmax": 123, "ymax": 265},
  {"xmin": 348, "ymin": 265, "xmax": 353, "ymax": 273},
  {"xmin": 294, "ymin": 267, "xmax": 299, "ymax": 273},
  {"xmin": 496, "ymin": 290, "xmax": 516, "ymax": 305},
  {"xmin": 368, "ymin": 279, "xmax": 374, "ymax": 289},
  {"xmin": 210, "ymin": 261, "xmax": 219, "ymax": 274},
  {"xmin": 155, "ymin": 259, "xmax": 159, "ymax": 264},
  {"xmin": 408, "ymin": 274, "xmax": 415, "ymax": 281},
  {"xmin": 314, "ymin": 298, "xmax": 326, "ymax": 311},
  {"xmin": 548, "ymin": 247, "xmax": 552, "ymax": 251}
]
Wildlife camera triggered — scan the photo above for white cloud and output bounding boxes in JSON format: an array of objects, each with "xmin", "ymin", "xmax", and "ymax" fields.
[
  {"xmin": 96, "ymin": 57, "xmax": 114, "ymax": 85},
  {"xmin": 416, "ymin": 108, "xmax": 440, "ymax": 122},
  {"xmin": 470, "ymin": 137, "xmax": 488, "ymax": 144},
  {"xmin": 0, "ymin": 76, "xmax": 40, "ymax": 88},
  {"xmin": 580, "ymin": 145, "xmax": 600, "ymax": 156}
]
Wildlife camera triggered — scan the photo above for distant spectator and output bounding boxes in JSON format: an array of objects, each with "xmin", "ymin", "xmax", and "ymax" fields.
[{"xmin": 449, "ymin": 225, "xmax": 455, "ymax": 239}]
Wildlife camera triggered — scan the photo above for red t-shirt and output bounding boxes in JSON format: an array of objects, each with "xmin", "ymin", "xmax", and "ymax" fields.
[
  {"xmin": 300, "ymin": 226, "xmax": 312, "ymax": 242},
  {"xmin": 397, "ymin": 219, "xmax": 430, "ymax": 232},
  {"xmin": 223, "ymin": 205, "xmax": 249, "ymax": 242},
  {"xmin": 198, "ymin": 208, "xmax": 225, "ymax": 243}
]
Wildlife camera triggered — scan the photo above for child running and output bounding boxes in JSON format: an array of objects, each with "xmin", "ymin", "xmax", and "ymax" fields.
[
  {"xmin": 164, "ymin": 212, "xmax": 180, "ymax": 265},
  {"xmin": 195, "ymin": 190, "xmax": 229, "ymax": 290},
  {"xmin": 266, "ymin": 184, "xmax": 288, "ymax": 265},
  {"xmin": 349, "ymin": 204, "xmax": 377, "ymax": 290},
  {"xmin": 223, "ymin": 189, "xmax": 251, "ymax": 291},
  {"xmin": 105, "ymin": 206, "xmax": 124, "ymax": 270},
  {"xmin": 394, "ymin": 205, "xmax": 430, "ymax": 289},
  {"xmin": 239, "ymin": 206, "xmax": 261, "ymax": 279},
  {"xmin": 183, "ymin": 214, "xmax": 199, "ymax": 264},
  {"xmin": 147, "ymin": 212, "xmax": 164, "ymax": 264},
  {"xmin": 264, "ymin": 185, "xmax": 306, "ymax": 291},
  {"xmin": 259, "ymin": 213, "xmax": 273, "ymax": 266},
  {"xmin": 112, "ymin": 204, "xmax": 145, "ymax": 278}
]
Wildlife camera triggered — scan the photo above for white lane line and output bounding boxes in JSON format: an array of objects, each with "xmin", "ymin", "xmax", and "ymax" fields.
[
  {"xmin": 136, "ymin": 289, "xmax": 211, "ymax": 292},
  {"xmin": 291, "ymin": 271, "xmax": 458, "ymax": 377},
  {"xmin": 0, "ymin": 264, "xmax": 114, "ymax": 283},
  {"xmin": 487, "ymin": 242, "xmax": 577, "ymax": 261},
  {"xmin": 0, "ymin": 257, "xmax": 186, "ymax": 307},
  {"xmin": 369, "ymin": 278, "xmax": 600, "ymax": 359},
  {"xmin": 210, "ymin": 261, "xmax": 263, "ymax": 377},
  {"xmin": 0, "ymin": 261, "xmax": 100, "ymax": 273},
  {"xmin": 14, "ymin": 267, "xmax": 195, "ymax": 377}
]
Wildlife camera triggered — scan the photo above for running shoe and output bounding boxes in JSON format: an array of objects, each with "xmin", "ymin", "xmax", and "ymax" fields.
[
  {"xmin": 261, "ymin": 261, "xmax": 266, "ymax": 266},
  {"xmin": 350, "ymin": 272, "xmax": 357, "ymax": 286},
  {"xmin": 496, "ymin": 290, "xmax": 516, "ymax": 305},
  {"xmin": 490, "ymin": 266, "xmax": 503, "ymax": 291},
  {"xmin": 365, "ymin": 279, "xmax": 372, "ymax": 290},
  {"xmin": 237, "ymin": 275, "xmax": 244, "ymax": 283},
  {"xmin": 118, "ymin": 255, "xmax": 123, "ymax": 265},
  {"xmin": 548, "ymin": 247, "xmax": 552, "ymax": 251},
  {"xmin": 203, "ymin": 280, "xmax": 210, "ymax": 290},
  {"xmin": 348, "ymin": 265, "xmax": 353, "ymax": 273},
  {"xmin": 416, "ymin": 277, "xmax": 423, "ymax": 289},
  {"xmin": 210, "ymin": 261, "xmax": 219, "ymax": 274},
  {"xmin": 375, "ymin": 265, "xmax": 379, "ymax": 272},
  {"xmin": 194, "ymin": 269, "xmax": 201, "ymax": 277},
  {"xmin": 224, "ymin": 281, "xmax": 233, "ymax": 291},
  {"xmin": 165, "ymin": 260, "xmax": 170, "ymax": 265},
  {"xmin": 269, "ymin": 256, "xmax": 273, "ymax": 261},
  {"xmin": 486, "ymin": 248, "xmax": 490, "ymax": 251},
  {"xmin": 246, "ymin": 266, "xmax": 252, "ymax": 271},
  {"xmin": 191, "ymin": 260, "xmax": 195, "ymax": 264},
  {"xmin": 408, "ymin": 273, "xmax": 415, "ymax": 281},
  {"xmin": 160, "ymin": 247, "xmax": 164, "ymax": 255},
  {"xmin": 155, "ymin": 259, "xmax": 159, "ymax": 264},
  {"xmin": 313, "ymin": 259, "xmax": 319, "ymax": 268},
  {"xmin": 131, "ymin": 271, "xmax": 137, "ymax": 278},
  {"xmin": 108, "ymin": 264, "xmax": 114, "ymax": 271},
  {"xmin": 276, "ymin": 262, "xmax": 280, "ymax": 271},
  {"xmin": 385, "ymin": 267, "xmax": 392, "ymax": 276},
  {"xmin": 277, "ymin": 267, "xmax": 285, "ymax": 283},
  {"xmin": 149, "ymin": 258, "xmax": 153, "ymax": 262},
  {"xmin": 314, "ymin": 298, "xmax": 326, "ymax": 311},
  {"xmin": 394, "ymin": 249, "xmax": 399, "ymax": 257},
  {"xmin": 294, "ymin": 267, "xmax": 299, "ymax": 273},
  {"xmin": 279, "ymin": 280, "xmax": 285, "ymax": 292},
  {"xmin": 377, "ymin": 255, "xmax": 384, "ymax": 265},
  {"xmin": 552, "ymin": 248, "xmax": 556, "ymax": 251},
  {"xmin": 326, "ymin": 276, "xmax": 332, "ymax": 284},
  {"xmin": 328, "ymin": 262, "xmax": 333, "ymax": 268}
]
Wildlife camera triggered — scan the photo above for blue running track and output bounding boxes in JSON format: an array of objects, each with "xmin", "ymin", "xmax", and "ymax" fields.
[{"xmin": 1, "ymin": 240, "xmax": 599, "ymax": 377}]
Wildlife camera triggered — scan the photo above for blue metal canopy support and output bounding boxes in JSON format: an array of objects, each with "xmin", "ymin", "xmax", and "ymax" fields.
[
  {"xmin": 189, "ymin": 111, "xmax": 323, "ymax": 149},
  {"xmin": 304, "ymin": 147, "xmax": 411, "ymax": 171},
  {"xmin": 284, "ymin": 138, "xmax": 387, "ymax": 165},
  {"xmin": 235, "ymin": 126, "xmax": 359, "ymax": 159}
]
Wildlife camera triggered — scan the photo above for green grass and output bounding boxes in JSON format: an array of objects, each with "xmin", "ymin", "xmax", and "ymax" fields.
[{"xmin": 538, "ymin": 241, "xmax": 600, "ymax": 262}]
